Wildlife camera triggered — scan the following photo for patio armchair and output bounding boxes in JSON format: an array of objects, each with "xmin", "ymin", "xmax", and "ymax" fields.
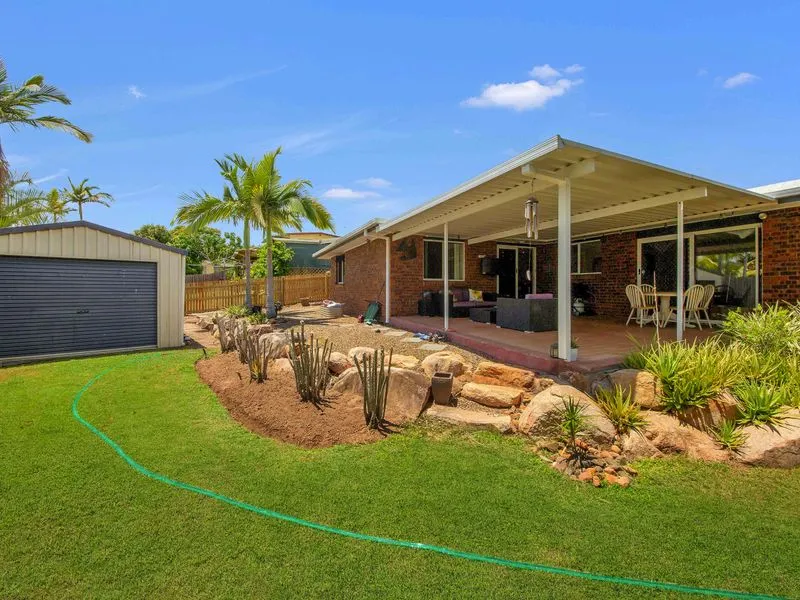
[
  {"xmin": 639, "ymin": 283, "xmax": 657, "ymax": 308},
  {"xmin": 700, "ymin": 284, "xmax": 715, "ymax": 328},
  {"xmin": 663, "ymin": 284, "xmax": 706, "ymax": 330},
  {"xmin": 625, "ymin": 284, "xmax": 658, "ymax": 327}
]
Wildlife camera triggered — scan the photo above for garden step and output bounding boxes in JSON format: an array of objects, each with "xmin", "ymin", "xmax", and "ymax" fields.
[{"xmin": 425, "ymin": 405, "xmax": 511, "ymax": 433}]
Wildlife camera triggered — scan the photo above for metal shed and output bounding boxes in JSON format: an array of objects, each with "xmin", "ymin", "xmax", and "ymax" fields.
[{"xmin": 0, "ymin": 221, "xmax": 186, "ymax": 365}]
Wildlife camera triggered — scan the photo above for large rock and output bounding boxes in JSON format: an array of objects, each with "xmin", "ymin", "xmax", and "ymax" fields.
[
  {"xmin": 348, "ymin": 346, "xmax": 376, "ymax": 363},
  {"xmin": 517, "ymin": 384, "xmax": 616, "ymax": 445},
  {"xmin": 272, "ymin": 357, "xmax": 294, "ymax": 376},
  {"xmin": 676, "ymin": 391, "xmax": 738, "ymax": 431},
  {"xmin": 425, "ymin": 405, "xmax": 512, "ymax": 433},
  {"xmin": 620, "ymin": 432, "xmax": 663, "ymax": 460},
  {"xmin": 737, "ymin": 409, "xmax": 800, "ymax": 468},
  {"xmin": 472, "ymin": 361, "xmax": 536, "ymax": 390},
  {"xmin": 328, "ymin": 351, "xmax": 353, "ymax": 375},
  {"xmin": 387, "ymin": 354, "xmax": 421, "ymax": 370},
  {"xmin": 248, "ymin": 323, "xmax": 274, "ymax": 338},
  {"xmin": 331, "ymin": 367, "xmax": 430, "ymax": 425},
  {"xmin": 421, "ymin": 351, "xmax": 469, "ymax": 377},
  {"xmin": 258, "ymin": 332, "xmax": 291, "ymax": 359},
  {"xmin": 459, "ymin": 382, "xmax": 523, "ymax": 408},
  {"xmin": 642, "ymin": 412, "xmax": 728, "ymax": 461},
  {"xmin": 596, "ymin": 369, "xmax": 662, "ymax": 410}
]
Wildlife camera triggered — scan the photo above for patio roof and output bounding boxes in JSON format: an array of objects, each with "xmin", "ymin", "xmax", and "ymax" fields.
[{"xmin": 374, "ymin": 135, "xmax": 777, "ymax": 244}]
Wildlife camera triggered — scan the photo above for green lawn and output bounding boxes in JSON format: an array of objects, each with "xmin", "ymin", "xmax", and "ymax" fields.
[{"xmin": 1, "ymin": 349, "xmax": 798, "ymax": 599}]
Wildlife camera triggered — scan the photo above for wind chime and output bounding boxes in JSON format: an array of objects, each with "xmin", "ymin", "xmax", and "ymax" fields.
[{"xmin": 523, "ymin": 179, "xmax": 538, "ymax": 293}]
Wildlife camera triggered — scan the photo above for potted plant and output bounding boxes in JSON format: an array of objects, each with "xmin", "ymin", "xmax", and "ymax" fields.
[{"xmin": 570, "ymin": 338, "xmax": 579, "ymax": 361}]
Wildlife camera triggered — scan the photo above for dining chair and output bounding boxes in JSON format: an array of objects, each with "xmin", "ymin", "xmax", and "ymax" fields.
[
  {"xmin": 625, "ymin": 284, "xmax": 658, "ymax": 327},
  {"xmin": 664, "ymin": 284, "xmax": 706, "ymax": 330},
  {"xmin": 700, "ymin": 284, "xmax": 715, "ymax": 328},
  {"xmin": 639, "ymin": 283, "xmax": 657, "ymax": 308}
]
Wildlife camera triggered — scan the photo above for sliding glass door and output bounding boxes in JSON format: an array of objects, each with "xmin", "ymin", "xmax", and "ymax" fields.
[{"xmin": 497, "ymin": 245, "xmax": 535, "ymax": 299}]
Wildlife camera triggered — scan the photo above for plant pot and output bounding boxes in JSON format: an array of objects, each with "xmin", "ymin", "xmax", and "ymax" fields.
[
  {"xmin": 431, "ymin": 371, "xmax": 454, "ymax": 406},
  {"xmin": 300, "ymin": 297, "xmax": 311, "ymax": 307},
  {"xmin": 570, "ymin": 348, "xmax": 579, "ymax": 361}
]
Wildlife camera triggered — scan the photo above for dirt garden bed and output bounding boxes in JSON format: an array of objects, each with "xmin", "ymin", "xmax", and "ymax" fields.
[{"xmin": 196, "ymin": 352, "xmax": 382, "ymax": 448}]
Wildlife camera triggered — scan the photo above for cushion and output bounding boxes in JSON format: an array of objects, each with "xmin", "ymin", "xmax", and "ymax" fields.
[
  {"xmin": 525, "ymin": 293, "xmax": 554, "ymax": 300},
  {"xmin": 469, "ymin": 288, "xmax": 483, "ymax": 302},
  {"xmin": 451, "ymin": 287, "xmax": 469, "ymax": 302}
]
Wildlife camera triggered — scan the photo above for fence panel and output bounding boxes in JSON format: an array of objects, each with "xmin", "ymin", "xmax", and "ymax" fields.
[{"xmin": 184, "ymin": 272, "xmax": 330, "ymax": 314}]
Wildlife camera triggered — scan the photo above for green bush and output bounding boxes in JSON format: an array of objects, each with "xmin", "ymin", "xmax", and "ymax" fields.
[
  {"xmin": 594, "ymin": 385, "xmax": 647, "ymax": 436},
  {"xmin": 247, "ymin": 311, "xmax": 268, "ymax": 325},
  {"xmin": 557, "ymin": 396, "xmax": 589, "ymax": 456},
  {"xmin": 711, "ymin": 419, "xmax": 748, "ymax": 452},
  {"xmin": 225, "ymin": 305, "xmax": 251, "ymax": 318},
  {"xmin": 735, "ymin": 382, "xmax": 790, "ymax": 427},
  {"xmin": 722, "ymin": 303, "xmax": 800, "ymax": 357}
]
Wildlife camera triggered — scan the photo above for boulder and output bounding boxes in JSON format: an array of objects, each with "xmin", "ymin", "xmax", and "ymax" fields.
[
  {"xmin": 620, "ymin": 432, "xmax": 663, "ymax": 460},
  {"xmin": 258, "ymin": 332, "xmax": 291, "ymax": 359},
  {"xmin": 531, "ymin": 376, "xmax": 556, "ymax": 395},
  {"xmin": 421, "ymin": 351, "xmax": 469, "ymax": 378},
  {"xmin": 642, "ymin": 412, "xmax": 728, "ymax": 461},
  {"xmin": 386, "ymin": 354, "xmax": 421, "ymax": 370},
  {"xmin": 737, "ymin": 409, "xmax": 800, "ymax": 468},
  {"xmin": 452, "ymin": 372, "xmax": 472, "ymax": 397},
  {"xmin": 595, "ymin": 369, "xmax": 662, "ymax": 410},
  {"xmin": 272, "ymin": 357, "xmax": 294, "ymax": 376},
  {"xmin": 331, "ymin": 367, "xmax": 430, "ymax": 425},
  {"xmin": 248, "ymin": 323, "xmax": 274, "ymax": 338},
  {"xmin": 676, "ymin": 391, "xmax": 738, "ymax": 431},
  {"xmin": 348, "ymin": 346, "xmax": 376, "ymax": 363},
  {"xmin": 472, "ymin": 361, "xmax": 537, "ymax": 390},
  {"xmin": 517, "ymin": 384, "xmax": 616, "ymax": 445},
  {"xmin": 328, "ymin": 351, "xmax": 353, "ymax": 375},
  {"xmin": 425, "ymin": 405, "xmax": 512, "ymax": 433},
  {"xmin": 459, "ymin": 382, "xmax": 523, "ymax": 408}
]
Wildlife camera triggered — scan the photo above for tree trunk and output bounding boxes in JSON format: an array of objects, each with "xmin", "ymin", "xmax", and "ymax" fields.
[
  {"xmin": 266, "ymin": 215, "xmax": 276, "ymax": 318},
  {"xmin": 243, "ymin": 219, "xmax": 252, "ymax": 308},
  {"xmin": 78, "ymin": 202, "xmax": 83, "ymax": 220}
]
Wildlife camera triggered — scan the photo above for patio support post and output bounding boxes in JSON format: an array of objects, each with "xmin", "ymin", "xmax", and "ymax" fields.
[
  {"xmin": 676, "ymin": 200, "xmax": 685, "ymax": 341},
  {"xmin": 557, "ymin": 179, "xmax": 572, "ymax": 361},
  {"xmin": 384, "ymin": 236, "xmax": 391, "ymax": 324},
  {"xmin": 443, "ymin": 222, "xmax": 449, "ymax": 331}
]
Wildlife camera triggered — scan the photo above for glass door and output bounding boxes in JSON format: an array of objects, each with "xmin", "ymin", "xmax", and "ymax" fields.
[
  {"xmin": 497, "ymin": 245, "xmax": 535, "ymax": 298},
  {"xmin": 694, "ymin": 227, "xmax": 758, "ymax": 312},
  {"xmin": 638, "ymin": 238, "xmax": 690, "ymax": 292}
]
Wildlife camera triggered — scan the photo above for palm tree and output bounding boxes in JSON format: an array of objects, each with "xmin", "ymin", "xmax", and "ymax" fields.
[
  {"xmin": 245, "ymin": 148, "xmax": 334, "ymax": 317},
  {"xmin": 0, "ymin": 59, "xmax": 93, "ymax": 189},
  {"xmin": 0, "ymin": 171, "xmax": 47, "ymax": 227},
  {"xmin": 173, "ymin": 154, "xmax": 258, "ymax": 306},
  {"xmin": 37, "ymin": 188, "xmax": 72, "ymax": 223},
  {"xmin": 62, "ymin": 178, "xmax": 113, "ymax": 220}
]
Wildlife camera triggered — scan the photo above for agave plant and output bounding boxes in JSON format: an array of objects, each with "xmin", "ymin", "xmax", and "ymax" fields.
[
  {"xmin": 734, "ymin": 381, "xmax": 790, "ymax": 428},
  {"xmin": 711, "ymin": 419, "xmax": 748, "ymax": 453},
  {"xmin": 594, "ymin": 385, "xmax": 647, "ymax": 437},
  {"xmin": 557, "ymin": 396, "xmax": 589, "ymax": 460}
]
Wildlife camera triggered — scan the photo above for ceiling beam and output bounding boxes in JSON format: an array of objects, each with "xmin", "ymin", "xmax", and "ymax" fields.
[
  {"xmin": 521, "ymin": 158, "xmax": 596, "ymax": 182},
  {"xmin": 467, "ymin": 186, "xmax": 708, "ymax": 244}
]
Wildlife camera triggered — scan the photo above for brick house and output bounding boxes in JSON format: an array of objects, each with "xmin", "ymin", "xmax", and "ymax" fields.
[{"xmin": 315, "ymin": 136, "xmax": 798, "ymax": 363}]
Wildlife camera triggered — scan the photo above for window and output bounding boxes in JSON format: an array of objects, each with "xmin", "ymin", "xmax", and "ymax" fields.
[
  {"xmin": 335, "ymin": 255, "xmax": 345, "ymax": 284},
  {"xmin": 571, "ymin": 240, "xmax": 602, "ymax": 275},
  {"xmin": 423, "ymin": 240, "xmax": 465, "ymax": 280}
]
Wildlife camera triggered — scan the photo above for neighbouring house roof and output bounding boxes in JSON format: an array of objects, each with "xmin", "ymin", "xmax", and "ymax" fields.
[
  {"xmin": 313, "ymin": 218, "xmax": 385, "ymax": 259},
  {"xmin": 749, "ymin": 179, "xmax": 800, "ymax": 201},
  {"xmin": 280, "ymin": 231, "xmax": 339, "ymax": 241},
  {"xmin": 0, "ymin": 220, "xmax": 188, "ymax": 255},
  {"xmin": 314, "ymin": 135, "xmax": 784, "ymax": 257}
]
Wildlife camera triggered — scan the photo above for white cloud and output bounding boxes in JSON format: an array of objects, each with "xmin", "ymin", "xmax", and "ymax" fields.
[
  {"xmin": 564, "ymin": 64, "xmax": 585, "ymax": 74},
  {"xmin": 128, "ymin": 85, "xmax": 146, "ymax": 99},
  {"xmin": 116, "ymin": 184, "xmax": 162, "ymax": 199},
  {"xmin": 723, "ymin": 72, "xmax": 758, "ymax": 89},
  {"xmin": 322, "ymin": 187, "xmax": 381, "ymax": 199},
  {"xmin": 529, "ymin": 64, "xmax": 561, "ymax": 81},
  {"xmin": 463, "ymin": 78, "xmax": 581, "ymax": 111},
  {"xmin": 32, "ymin": 168, "xmax": 68, "ymax": 184},
  {"xmin": 356, "ymin": 177, "xmax": 392, "ymax": 189},
  {"xmin": 697, "ymin": 68, "xmax": 708, "ymax": 77}
]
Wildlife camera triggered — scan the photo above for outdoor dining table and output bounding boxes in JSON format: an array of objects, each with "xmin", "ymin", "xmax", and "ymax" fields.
[{"xmin": 653, "ymin": 291, "xmax": 677, "ymax": 327}]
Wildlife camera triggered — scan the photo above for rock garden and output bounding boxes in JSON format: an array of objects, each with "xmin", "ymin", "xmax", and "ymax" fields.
[{"xmin": 191, "ymin": 302, "xmax": 800, "ymax": 484}]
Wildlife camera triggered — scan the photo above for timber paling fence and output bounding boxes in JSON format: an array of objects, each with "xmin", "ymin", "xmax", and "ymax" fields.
[{"xmin": 184, "ymin": 272, "xmax": 330, "ymax": 314}]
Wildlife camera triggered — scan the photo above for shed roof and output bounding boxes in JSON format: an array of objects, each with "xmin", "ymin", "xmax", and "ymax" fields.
[{"xmin": 0, "ymin": 221, "xmax": 188, "ymax": 255}]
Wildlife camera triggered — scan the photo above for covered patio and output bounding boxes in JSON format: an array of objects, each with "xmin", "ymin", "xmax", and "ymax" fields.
[
  {"xmin": 390, "ymin": 314, "xmax": 715, "ymax": 373},
  {"xmin": 375, "ymin": 136, "xmax": 776, "ymax": 364}
]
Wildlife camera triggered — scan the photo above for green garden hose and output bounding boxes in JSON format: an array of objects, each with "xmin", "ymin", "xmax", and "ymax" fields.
[{"xmin": 71, "ymin": 353, "xmax": 782, "ymax": 600}]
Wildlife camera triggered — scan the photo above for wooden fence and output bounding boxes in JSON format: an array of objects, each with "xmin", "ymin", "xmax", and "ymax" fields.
[{"xmin": 185, "ymin": 272, "xmax": 330, "ymax": 314}]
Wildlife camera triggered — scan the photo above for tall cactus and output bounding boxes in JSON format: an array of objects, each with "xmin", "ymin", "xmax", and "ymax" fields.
[
  {"xmin": 216, "ymin": 315, "xmax": 235, "ymax": 352},
  {"xmin": 245, "ymin": 331, "xmax": 269, "ymax": 383},
  {"xmin": 233, "ymin": 319, "xmax": 249, "ymax": 364},
  {"xmin": 288, "ymin": 322, "xmax": 332, "ymax": 404},
  {"xmin": 354, "ymin": 348, "xmax": 393, "ymax": 430}
]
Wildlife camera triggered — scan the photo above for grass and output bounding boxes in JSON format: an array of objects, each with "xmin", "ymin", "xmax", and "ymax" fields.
[{"xmin": 1, "ymin": 349, "xmax": 799, "ymax": 599}]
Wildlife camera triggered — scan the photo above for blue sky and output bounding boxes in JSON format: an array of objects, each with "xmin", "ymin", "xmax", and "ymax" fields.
[{"xmin": 4, "ymin": 1, "xmax": 799, "ymax": 239}]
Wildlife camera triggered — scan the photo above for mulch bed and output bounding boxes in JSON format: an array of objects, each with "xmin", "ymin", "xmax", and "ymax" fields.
[{"xmin": 195, "ymin": 352, "xmax": 382, "ymax": 448}]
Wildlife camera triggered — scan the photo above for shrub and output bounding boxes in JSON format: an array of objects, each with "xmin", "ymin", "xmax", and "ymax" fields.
[
  {"xmin": 557, "ymin": 396, "xmax": 588, "ymax": 457},
  {"xmin": 711, "ymin": 419, "xmax": 748, "ymax": 452},
  {"xmin": 354, "ymin": 348, "xmax": 392, "ymax": 430},
  {"xmin": 288, "ymin": 323, "xmax": 332, "ymax": 404},
  {"xmin": 735, "ymin": 381, "xmax": 790, "ymax": 427},
  {"xmin": 247, "ymin": 311, "xmax": 268, "ymax": 325},
  {"xmin": 722, "ymin": 303, "xmax": 800, "ymax": 357},
  {"xmin": 225, "ymin": 305, "xmax": 251, "ymax": 318},
  {"xmin": 622, "ymin": 349, "xmax": 648, "ymax": 370},
  {"xmin": 594, "ymin": 385, "xmax": 647, "ymax": 436}
]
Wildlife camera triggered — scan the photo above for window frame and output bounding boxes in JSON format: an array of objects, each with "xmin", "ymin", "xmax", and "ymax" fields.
[
  {"xmin": 422, "ymin": 239, "xmax": 466, "ymax": 281},
  {"xmin": 335, "ymin": 255, "xmax": 345, "ymax": 284},
  {"xmin": 571, "ymin": 239, "xmax": 602, "ymax": 275}
]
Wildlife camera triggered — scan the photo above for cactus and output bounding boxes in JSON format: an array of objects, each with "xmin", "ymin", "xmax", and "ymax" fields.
[
  {"xmin": 245, "ymin": 332, "xmax": 269, "ymax": 383},
  {"xmin": 233, "ymin": 319, "xmax": 249, "ymax": 364},
  {"xmin": 354, "ymin": 348, "xmax": 392, "ymax": 430},
  {"xmin": 216, "ymin": 315, "xmax": 235, "ymax": 352},
  {"xmin": 288, "ymin": 322, "xmax": 332, "ymax": 404}
]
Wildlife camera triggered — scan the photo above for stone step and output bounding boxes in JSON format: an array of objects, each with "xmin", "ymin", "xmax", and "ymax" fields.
[{"xmin": 425, "ymin": 405, "xmax": 511, "ymax": 433}]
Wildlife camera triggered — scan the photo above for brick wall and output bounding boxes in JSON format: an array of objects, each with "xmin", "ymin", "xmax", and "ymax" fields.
[
  {"xmin": 535, "ymin": 232, "xmax": 637, "ymax": 320},
  {"xmin": 762, "ymin": 206, "xmax": 800, "ymax": 303},
  {"xmin": 329, "ymin": 238, "xmax": 387, "ymax": 316}
]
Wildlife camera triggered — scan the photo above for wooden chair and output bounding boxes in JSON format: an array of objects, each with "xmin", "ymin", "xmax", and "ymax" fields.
[
  {"xmin": 625, "ymin": 284, "xmax": 658, "ymax": 327},
  {"xmin": 639, "ymin": 283, "xmax": 657, "ymax": 309},
  {"xmin": 700, "ymin": 284, "xmax": 715, "ymax": 328},
  {"xmin": 664, "ymin": 284, "xmax": 706, "ymax": 330}
]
